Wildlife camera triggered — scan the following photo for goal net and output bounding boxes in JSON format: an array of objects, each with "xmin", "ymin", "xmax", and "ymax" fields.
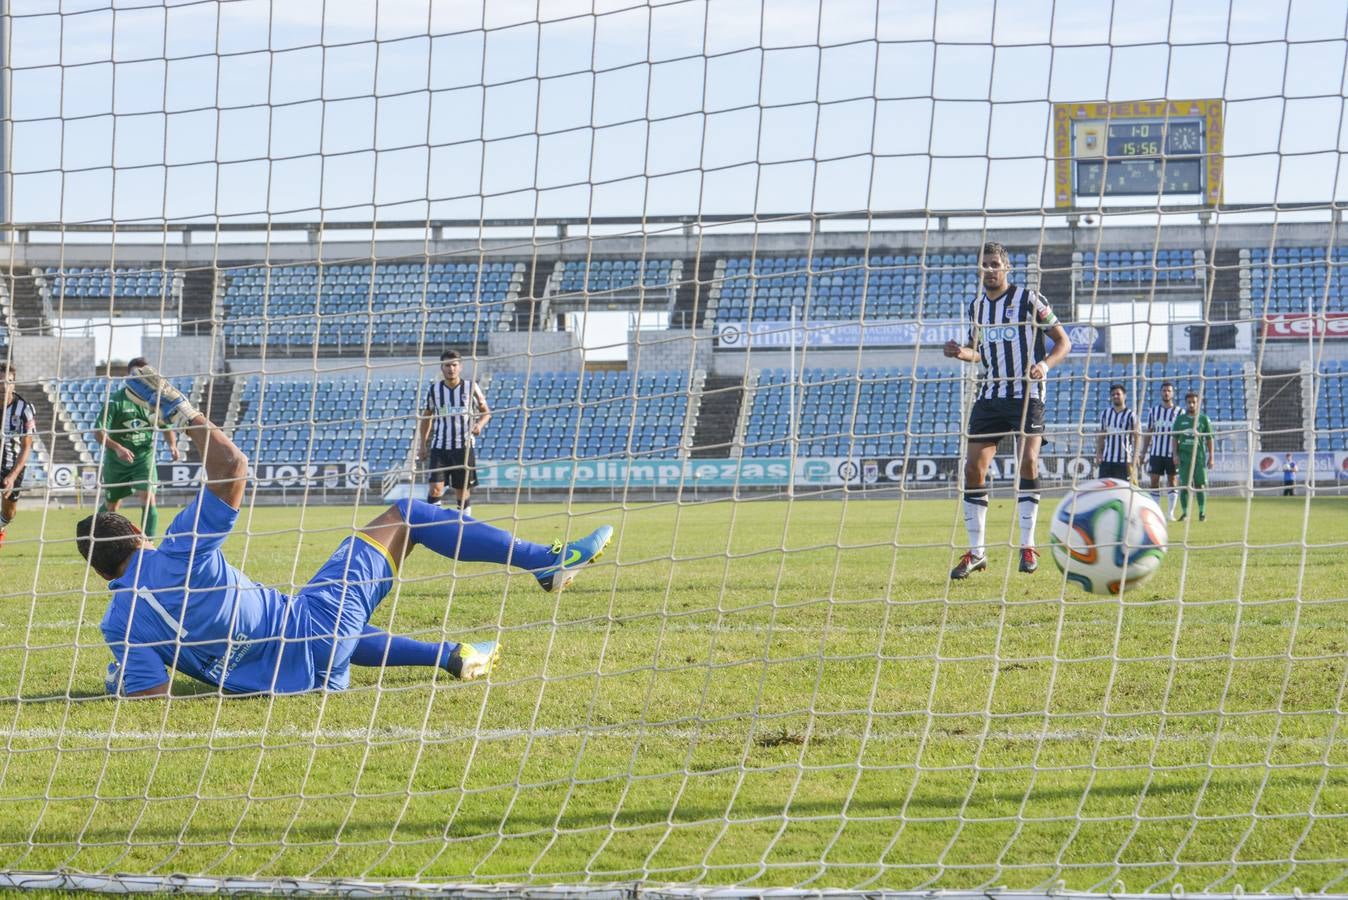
[{"xmin": 1, "ymin": 1, "xmax": 1345, "ymax": 896}]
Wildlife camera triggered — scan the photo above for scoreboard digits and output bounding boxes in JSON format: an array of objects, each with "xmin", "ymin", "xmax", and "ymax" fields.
[{"xmin": 1053, "ymin": 100, "xmax": 1223, "ymax": 208}]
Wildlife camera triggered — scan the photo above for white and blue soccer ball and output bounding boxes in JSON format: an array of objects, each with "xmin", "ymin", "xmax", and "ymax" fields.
[{"xmin": 1049, "ymin": 478, "xmax": 1168, "ymax": 596}]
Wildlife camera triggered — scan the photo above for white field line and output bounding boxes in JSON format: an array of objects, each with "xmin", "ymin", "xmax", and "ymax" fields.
[
  {"xmin": 0, "ymin": 617, "xmax": 1206, "ymax": 634},
  {"xmin": 0, "ymin": 724, "xmax": 1334, "ymax": 748}
]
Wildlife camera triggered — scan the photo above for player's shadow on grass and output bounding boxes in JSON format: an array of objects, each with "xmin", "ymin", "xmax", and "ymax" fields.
[
  {"xmin": 61, "ymin": 770, "xmax": 1326, "ymax": 847},
  {"xmin": 4, "ymin": 680, "xmax": 236, "ymax": 702}
]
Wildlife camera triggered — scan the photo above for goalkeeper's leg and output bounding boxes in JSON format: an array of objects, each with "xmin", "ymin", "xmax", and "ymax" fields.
[
  {"xmin": 356, "ymin": 499, "xmax": 613, "ymax": 594},
  {"xmin": 350, "ymin": 625, "xmax": 499, "ymax": 681},
  {"xmin": 361, "ymin": 500, "xmax": 555, "ymax": 570}
]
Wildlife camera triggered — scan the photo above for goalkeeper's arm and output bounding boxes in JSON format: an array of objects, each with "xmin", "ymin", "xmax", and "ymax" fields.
[
  {"xmin": 126, "ymin": 366, "xmax": 247, "ymax": 509},
  {"xmin": 181, "ymin": 412, "xmax": 248, "ymax": 511}
]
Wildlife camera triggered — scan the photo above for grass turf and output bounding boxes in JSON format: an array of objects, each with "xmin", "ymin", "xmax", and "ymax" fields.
[{"xmin": 0, "ymin": 494, "xmax": 1344, "ymax": 892}]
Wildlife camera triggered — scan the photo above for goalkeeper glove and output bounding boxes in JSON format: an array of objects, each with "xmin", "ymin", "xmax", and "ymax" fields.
[{"xmin": 125, "ymin": 365, "xmax": 201, "ymax": 429}]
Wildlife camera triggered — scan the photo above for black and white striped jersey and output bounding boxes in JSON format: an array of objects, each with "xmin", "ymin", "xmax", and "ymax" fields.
[
  {"xmin": 1098, "ymin": 405, "xmax": 1138, "ymax": 464},
  {"xmin": 966, "ymin": 283, "xmax": 1060, "ymax": 402},
  {"xmin": 1144, "ymin": 404, "xmax": 1179, "ymax": 459},
  {"xmin": 423, "ymin": 379, "xmax": 478, "ymax": 451},
  {"xmin": 2, "ymin": 395, "xmax": 36, "ymax": 471}
]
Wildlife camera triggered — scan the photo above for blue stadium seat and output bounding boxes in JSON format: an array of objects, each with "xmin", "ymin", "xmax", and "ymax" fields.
[
  {"xmin": 738, "ymin": 366, "xmax": 961, "ymax": 458},
  {"xmin": 232, "ymin": 374, "xmax": 421, "ymax": 473},
  {"xmin": 474, "ymin": 370, "xmax": 690, "ymax": 462},
  {"xmin": 1247, "ymin": 245, "xmax": 1348, "ymax": 316},
  {"xmin": 714, "ymin": 252, "xmax": 1031, "ymax": 326},
  {"xmin": 1315, "ymin": 360, "xmax": 1347, "ymax": 450},
  {"xmin": 44, "ymin": 266, "xmax": 170, "ymax": 302},
  {"xmin": 219, "ymin": 261, "xmax": 520, "ymax": 351}
]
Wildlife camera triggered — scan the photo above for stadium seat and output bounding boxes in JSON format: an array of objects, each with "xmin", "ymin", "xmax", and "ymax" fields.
[
  {"xmin": 1247, "ymin": 245, "xmax": 1348, "ymax": 315},
  {"xmin": 218, "ymin": 261, "xmax": 521, "ymax": 351}
]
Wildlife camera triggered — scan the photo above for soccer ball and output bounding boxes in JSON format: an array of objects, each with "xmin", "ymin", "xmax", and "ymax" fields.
[{"xmin": 1048, "ymin": 478, "xmax": 1168, "ymax": 595}]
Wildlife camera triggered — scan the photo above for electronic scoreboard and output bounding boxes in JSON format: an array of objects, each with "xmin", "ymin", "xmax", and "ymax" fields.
[{"xmin": 1053, "ymin": 100, "xmax": 1223, "ymax": 208}]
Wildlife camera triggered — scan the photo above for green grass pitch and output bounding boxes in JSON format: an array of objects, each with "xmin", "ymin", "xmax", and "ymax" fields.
[{"xmin": 0, "ymin": 495, "xmax": 1344, "ymax": 892}]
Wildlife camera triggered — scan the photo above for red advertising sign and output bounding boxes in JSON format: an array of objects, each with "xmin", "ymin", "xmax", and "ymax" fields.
[{"xmin": 1263, "ymin": 313, "xmax": 1348, "ymax": 339}]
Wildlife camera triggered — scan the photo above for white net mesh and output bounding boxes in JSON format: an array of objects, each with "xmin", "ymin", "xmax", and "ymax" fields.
[{"xmin": 0, "ymin": 1, "xmax": 1346, "ymax": 895}]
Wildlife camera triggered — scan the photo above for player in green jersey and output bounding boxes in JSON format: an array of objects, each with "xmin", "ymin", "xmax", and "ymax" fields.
[
  {"xmin": 1171, "ymin": 390, "xmax": 1215, "ymax": 522},
  {"xmin": 92, "ymin": 357, "xmax": 181, "ymax": 536}
]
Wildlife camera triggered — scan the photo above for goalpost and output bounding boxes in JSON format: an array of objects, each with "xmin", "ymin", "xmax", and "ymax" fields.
[{"xmin": 1, "ymin": 1, "xmax": 1346, "ymax": 896}]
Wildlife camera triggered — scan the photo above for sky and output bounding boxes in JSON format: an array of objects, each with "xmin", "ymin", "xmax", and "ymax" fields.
[{"xmin": 4, "ymin": 0, "xmax": 1347, "ymax": 227}]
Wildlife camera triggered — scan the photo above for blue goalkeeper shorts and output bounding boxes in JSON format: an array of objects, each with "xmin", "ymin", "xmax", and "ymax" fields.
[{"xmin": 296, "ymin": 533, "xmax": 397, "ymax": 690}]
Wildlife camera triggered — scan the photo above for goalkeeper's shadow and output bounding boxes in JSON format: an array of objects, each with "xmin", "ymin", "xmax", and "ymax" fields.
[
  {"xmin": 57, "ymin": 765, "xmax": 1330, "ymax": 849},
  {"xmin": 2, "ymin": 680, "xmax": 230, "ymax": 703}
]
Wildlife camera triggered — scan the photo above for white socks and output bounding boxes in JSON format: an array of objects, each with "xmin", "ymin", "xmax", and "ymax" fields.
[
  {"xmin": 962, "ymin": 490, "xmax": 989, "ymax": 558},
  {"xmin": 1017, "ymin": 478, "xmax": 1041, "ymax": 549},
  {"xmin": 1153, "ymin": 489, "xmax": 1179, "ymax": 516}
]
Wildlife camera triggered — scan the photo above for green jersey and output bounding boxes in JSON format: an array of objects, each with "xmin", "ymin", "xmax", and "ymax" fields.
[
  {"xmin": 1172, "ymin": 411, "xmax": 1212, "ymax": 462},
  {"xmin": 95, "ymin": 388, "xmax": 160, "ymax": 457}
]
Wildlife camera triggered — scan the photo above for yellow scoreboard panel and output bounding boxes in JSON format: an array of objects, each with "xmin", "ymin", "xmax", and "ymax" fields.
[{"xmin": 1053, "ymin": 99, "xmax": 1223, "ymax": 209}]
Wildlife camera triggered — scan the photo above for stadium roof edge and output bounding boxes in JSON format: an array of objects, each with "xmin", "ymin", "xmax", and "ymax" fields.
[
  {"xmin": 2, "ymin": 200, "xmax": 1341, "ymax": 234},
  {"xmin": 0, "ymin": 218, "xmax": 1337, "ymax": 268}
]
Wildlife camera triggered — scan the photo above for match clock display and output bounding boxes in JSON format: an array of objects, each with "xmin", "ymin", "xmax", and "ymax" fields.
[{"xmin": 1053, "ymin": 100, "xmax": 1223, "ymax": 208}]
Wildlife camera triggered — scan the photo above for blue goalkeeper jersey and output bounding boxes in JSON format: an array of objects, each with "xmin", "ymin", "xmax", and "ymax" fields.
[{"xmin": 101, "ymin": 489, "xmax": 317, "ymax": 695}]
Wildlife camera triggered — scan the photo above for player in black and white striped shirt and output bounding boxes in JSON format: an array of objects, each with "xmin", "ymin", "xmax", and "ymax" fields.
[
  {"xmin": 1143, "ymin": 381, "xmax": 1180, "ymax": 520},
  {"xmin": 943, "ymin": 241, "xmax": 1072, "ymax": 579},
  {"xmin": 1094, "ymin": 383, "xmax": 1140, "ymax": 481},
  {"xmin": 416, "ymin": 349, "xmax": 491, "ymax": 516},
  {"xmin": 1, "ymin": 362, "xmax": 37, "ymax": 552}
]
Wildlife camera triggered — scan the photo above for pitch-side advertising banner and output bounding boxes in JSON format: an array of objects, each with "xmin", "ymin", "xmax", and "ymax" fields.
[
  {"xmin": 1262, "ymin": 313, "xmax": 1348, "ymax": 340},
  {"xmin": 1250, "ymin": 451, "xmax": 1343, "ymax": 482},
  {"xmin": 716, "ymin": 320, "xmax": 1107, "ymax": 353},
  {"xmin": 715, "ymin": 320, "xmax": 966, "ymax": 349},
  {"xmin": 478, "ymin": 458, "xmax": 824, "ymax": 488},
  {"xmin": 48, "ymin": 455, "xmax": 1348, "ymax": 492},
  {"xmin": 158, "ymin": 462, "xmax": 370, "ymax": 489},
  {"xmin": 48, "ymin": 462, "xmax": 370, "ymax": 490},
  {"xmin": 834, "ymin": 454, "xmax": 1250, "ymax": 485},
  {"xmin": 1047, "ymin": 323, "xmax": 1108, "ymax": 356},
  {"xmin": 477, "ymin": 457, "xmax": 1101, "ymax": 488}
]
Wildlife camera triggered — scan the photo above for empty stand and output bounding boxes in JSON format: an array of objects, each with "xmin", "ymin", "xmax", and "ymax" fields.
[
  {"xmin": 1246, "ymin": 246, "xmax": 1348, "ymax": 315},
  {"xmin": 476, "ymin": 370, "xmax": 689, "ymax": 462},
  {"xmin": 738, "ymin": 361, "xmax": 1248, "ymax": 462},
  {"xmin": 713, "ymin": 252, "xmax": 1029, "ymax": 325},
  {"xmin": 1313, "ymin": 360, "xmax": 1347, "ymax": 450},
  {"xmin": 219, "ymin": 262, "xmax": 521, "ymax": 352},
  {"xmin": 741, "ymin": 367, "xmax": 963, "ymax": 459},
  {"xmin": 1047, "ymin": 360, "xmax": 1248, "ymax": 429},
  {"xmin": 1078, "ymin": 248, "xmax": 1200, "ymax": 285},
  {"xmin": 231, "ymin": 375, "xmax": 419, "ymax": 474},
  {"xmin": 45, "ymin": 267, "xmax": 172, "ymax": 300},
  {"xmin": 555, "ymin": 258, "xmax": 678, "ymax": 296}
]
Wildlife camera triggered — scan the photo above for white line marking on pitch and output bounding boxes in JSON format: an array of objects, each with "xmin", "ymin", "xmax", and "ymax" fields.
[{"xmin": 0, "ymin": 725, "xmax": 1332, "ymax": 748}]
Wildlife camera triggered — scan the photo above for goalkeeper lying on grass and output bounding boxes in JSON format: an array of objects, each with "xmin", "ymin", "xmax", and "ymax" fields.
[{"xmin": 75, "ymin": 366, "xmax": 613, "ymax": 698}]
